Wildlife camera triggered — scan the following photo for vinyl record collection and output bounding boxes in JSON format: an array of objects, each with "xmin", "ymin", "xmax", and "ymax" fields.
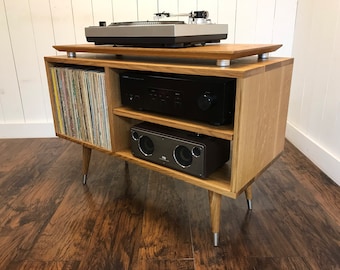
[{"xmin": 50, "ymin": 66, "xmax": 111, "ymax": 150}]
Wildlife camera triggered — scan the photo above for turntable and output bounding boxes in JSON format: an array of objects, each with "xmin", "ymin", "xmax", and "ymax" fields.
[{"xmin": 85, "ymin": 11, "xmax": 228, "ymax": 48}]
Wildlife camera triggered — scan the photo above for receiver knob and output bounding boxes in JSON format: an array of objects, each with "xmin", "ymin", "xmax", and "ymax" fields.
[{"xmin": 197, "ymin": 92, "xmax": 216, "ymax": 111}]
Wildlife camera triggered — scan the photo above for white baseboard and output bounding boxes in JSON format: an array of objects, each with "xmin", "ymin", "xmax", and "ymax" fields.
[
  {"xmin": 0, "ymin": 122, "xmax": 56, "ymax": 138},
  {"xmin": 286, "ymin": 121, "xmax": 340, "ymax": 186}
]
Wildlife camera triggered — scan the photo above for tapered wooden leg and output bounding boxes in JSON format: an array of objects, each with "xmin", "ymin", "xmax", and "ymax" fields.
[
  {"xmin": 245, "ymin": 185, "xmax": 253, "ymax": 210},
  {"xmin": 209, "ymin": 191, "xmax": 222, "ymax": 246},
  {"xmin": 124, "ymin": 160, "xmax": 129, "ymax": 175},
  {"xmin": 82, "ymin": 146, "xmax": 92, "ymax": 185}
]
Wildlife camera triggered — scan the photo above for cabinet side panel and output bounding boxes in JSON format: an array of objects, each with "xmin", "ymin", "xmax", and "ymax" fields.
[
  {"xmin": 231, "ymin": 63, "xmax": 293, "ymax": 193},
  {"xmin": 44, "ymin": 60, "xmax": 59, "ymax": 134},
  {"xmin": 105, "ymin": 68, "xmax": 120, "ymax": 152},
  {"xmin": 274, "ymin": 64, "xmax": 294, "ymax": 154}
]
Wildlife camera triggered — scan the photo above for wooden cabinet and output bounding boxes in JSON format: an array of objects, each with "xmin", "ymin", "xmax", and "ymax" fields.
[{"xmin": 45, "ymin": 44, "xmax": 293, "ymax": 246}]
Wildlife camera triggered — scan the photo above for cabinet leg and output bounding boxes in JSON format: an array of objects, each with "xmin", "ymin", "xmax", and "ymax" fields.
[
  {"xmin": 124, "ymin": 160, "xmax": 131, "ymax": 188},
  {"xmin": 82, "ymin": 146, "xmax": 92, "ymax": 185},
  {"xmin": 245, "ymin": 185, "xmax": 253, "ymax": 210},
  {"xmin": 209, "ymin": 191, "xmax": 222, "ymax": 247}
]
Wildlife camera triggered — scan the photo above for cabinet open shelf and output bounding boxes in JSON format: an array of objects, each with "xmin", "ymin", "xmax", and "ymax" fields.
[
  {"xmin": 56, "ymin": 133, "xmax": 113, "ymax": 153},
  {"xmin": 115, "ymin": 149, "xmax": 233, "ymax": 197},
  {"xmin": 113, "ymin": 107, "xmax": 234, "ymax": 140}
]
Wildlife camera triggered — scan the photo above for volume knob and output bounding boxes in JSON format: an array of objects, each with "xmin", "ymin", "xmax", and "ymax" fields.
[{"xmin": 197, "ymin": 92, "xmax": 216, "ymax": 111}]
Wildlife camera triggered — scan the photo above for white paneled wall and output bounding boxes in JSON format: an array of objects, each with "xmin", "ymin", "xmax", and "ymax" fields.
[
  {"xmin": 0, "ymin": 0, "xmax": 296, "ymax": 130},
  {"xmin": 2, "ymin": 0, "xmax": 335, "ymax": 184},
  {"xmin": 286, "ymin": 0, "xmax": 340, "ymax": 184},
  {"xmin": 0, "ymin": 1, "xmax": 23, "ymax": 123}
]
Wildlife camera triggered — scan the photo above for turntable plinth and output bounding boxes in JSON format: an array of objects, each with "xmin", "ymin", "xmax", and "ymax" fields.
[{"xmin": 53, "ymin": 43, "xmax": 282, "ymax": 66}]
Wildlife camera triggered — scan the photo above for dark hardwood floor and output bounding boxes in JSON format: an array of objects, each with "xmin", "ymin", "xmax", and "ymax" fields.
[{"xmin": 0, "ymin": 138, "xmax": 339, "ymax": 270}]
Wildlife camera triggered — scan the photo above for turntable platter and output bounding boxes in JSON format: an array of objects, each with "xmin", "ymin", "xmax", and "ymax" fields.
[{"xmin": 109, "ymin": 21, "xmax": 185, "ymax": 26}]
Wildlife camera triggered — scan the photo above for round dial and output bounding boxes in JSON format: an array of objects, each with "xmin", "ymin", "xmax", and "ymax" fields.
[{"xmin": 197, "ymin": 92, "xmax": 216, "ymax": 111}]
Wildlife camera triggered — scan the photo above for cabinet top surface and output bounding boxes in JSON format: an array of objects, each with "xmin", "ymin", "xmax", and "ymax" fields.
[{"xmin": 53, "ymin": 43, "xmax": 282, "ymax": 60}]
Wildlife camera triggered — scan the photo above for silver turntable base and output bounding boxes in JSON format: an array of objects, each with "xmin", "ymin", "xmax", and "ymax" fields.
[{"xmin": 85, "ymin": 21, "xmax": 228, "ymax": 48}]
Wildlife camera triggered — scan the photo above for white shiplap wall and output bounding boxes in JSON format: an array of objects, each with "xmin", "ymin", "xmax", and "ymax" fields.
[
  {"xmin": 0, "ymin": 0, "xmax": 296, "ymax": 132},
  {"xmin": 8, "ymin": 0, "xmax": 340, "ymax": 185},
  {"xmin": 286, "ymin": 0, "xmax": 340, "ymax": 184}
]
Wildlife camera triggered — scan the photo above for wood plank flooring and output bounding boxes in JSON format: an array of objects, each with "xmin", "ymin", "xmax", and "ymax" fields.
[{"xmin": 0, "ymin": 138, "xmax": 339, "ymax": 270}]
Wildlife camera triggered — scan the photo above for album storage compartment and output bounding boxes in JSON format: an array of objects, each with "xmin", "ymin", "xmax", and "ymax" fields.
[
  {"xmin": 47, "ymin": 63, "xmax": 111, "ymax": 151},
  {"xmin": 45, "ymin": 44, "xmax": 293, "ymax": 246}
]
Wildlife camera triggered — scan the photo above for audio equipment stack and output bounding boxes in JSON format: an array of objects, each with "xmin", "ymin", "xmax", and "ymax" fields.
[{"xmin": 120, "ymin": 71, "xmax": 236, "ymax": 126}]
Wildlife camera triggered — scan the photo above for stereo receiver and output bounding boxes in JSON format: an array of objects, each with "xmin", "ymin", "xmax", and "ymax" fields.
[
  {"xmin": 130, "ymin": 122, "xmax": 230, "ymax": 178},
  {"xmin": 120, "ymin": 71, "xmax": 236, "ymax": 125}
]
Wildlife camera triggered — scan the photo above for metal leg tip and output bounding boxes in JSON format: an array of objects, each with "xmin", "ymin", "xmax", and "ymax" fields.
[
  {"xmin": 247, "ymin": 199, "xmax": 252, "ymax": 210},
  {"xmin": 213, "ymin": 233, "xmax": 219, "ymax": 247},
  {"xmin": 82, "ymin": 174, "xmax": 87, "ymax": 185}
]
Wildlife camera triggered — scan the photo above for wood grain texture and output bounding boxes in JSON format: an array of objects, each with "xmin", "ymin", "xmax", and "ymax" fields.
[
  {"xmin": 113, "ymin": 107, "xmax": 234, "ymax": 140},
  {"xmin": 115, "ymin": 150, "xmax": 233, "ymax": 198},
  {"xmin": 0, "ymin": 139, "xmax": 81, "ymax": 267},
  {"xmin": 76, "ymin": 162, "xmax": 148, "ymax": 269},
  {"xmin": 44, "ymin": 60, "xmax": 60, "ymax": 134},
  {"xmin": 0, "ymin": 138, "xmax": 339, "ymax": 270},
  {"xmin": 53, "ymin": 44, "xmax": 282, "ymax": 61},
  {"xmin": 208, "ymin": 191, "xmax": 222, "ymax": 233},
  {"xmin": 44, "ymin": 54, "xmax": 293, "ymax": 79},
  {"xmin": 137, "ymin": 172, "xmax": 194, "ymax": 269},
  {"xmin": 230, "ymin": 63, "xmax": 293, "ymax": 193},
  {"xmin": 244, "ymin": 185, "xmax": 253, "ymax": 200}
]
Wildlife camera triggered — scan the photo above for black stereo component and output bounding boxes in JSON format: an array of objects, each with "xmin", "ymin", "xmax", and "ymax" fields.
[
  {"xmin": 130, "ymin": 122, "xmax": 230, "ymax": 178},
  {"xmin": 120, "ymin": 71, "xmax": 236, "ymax": 125}
]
